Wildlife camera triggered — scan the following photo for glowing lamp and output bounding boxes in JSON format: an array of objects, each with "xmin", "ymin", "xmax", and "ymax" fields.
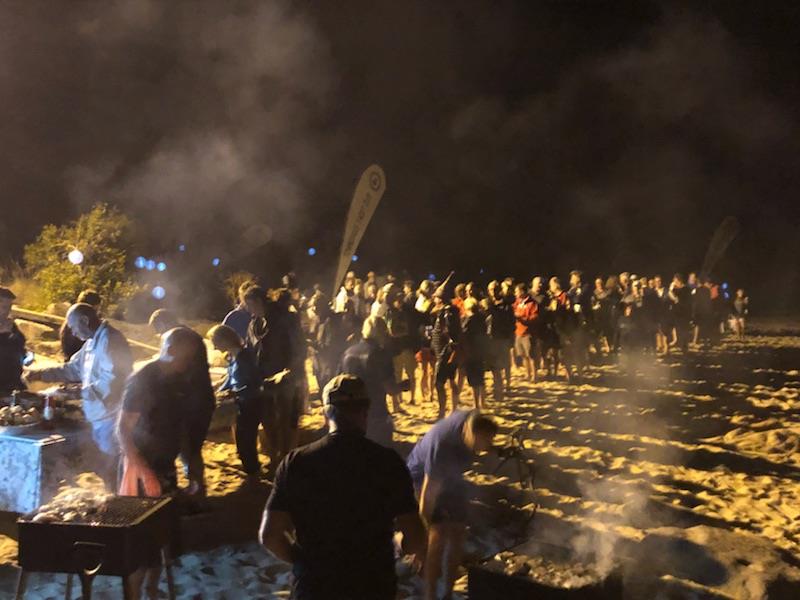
[
  {"xmin": 211, "ymin": 258, "xmax": 221, "ymax": 267},
  {"xmin": 134, "ymin": 256, "xmax": 146, "ymax": 269},
  {"xmin": 146, "ymin": 260, "xmax": 156, "ymax": 271},
  {"xmin": 307, "ymin": 247, "xmax": 316, "ymax": 256},
  {"xmin": 152, "ymin": 286, "xmax": 166, "ymax": 300},
  {"xmin": 157, "ymin": 262, "xmax": 167, "ymax": 272},
  {"xmin": 352, "ymin": 255, "xmax": 359, "ymax": 262},
  {"xmin": 428, "ymin": 273, "xmax": 436, "ymax": 281},
  {"xmin": 68, "ymin": 249, "xmax": 84, "ymax": 265},
  {"xmin": 178, "ymin": 244, "xmax": 186, "ymax": 252}
]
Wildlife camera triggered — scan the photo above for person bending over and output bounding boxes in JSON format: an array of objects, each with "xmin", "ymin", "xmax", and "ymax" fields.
[{"xmin": 407, "ymin": 410, "xmax": 498, "ymax": 600}]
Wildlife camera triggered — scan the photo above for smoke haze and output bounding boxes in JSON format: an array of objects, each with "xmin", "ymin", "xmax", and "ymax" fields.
[{"xmin": 1, "ymin": 1, "xmax": 798, "ymax": 309}]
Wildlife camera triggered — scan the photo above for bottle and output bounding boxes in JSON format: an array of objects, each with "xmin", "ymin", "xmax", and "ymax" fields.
[{"xmin": 43, "ymin": 396, "xmax": 54, "ymax": 421}]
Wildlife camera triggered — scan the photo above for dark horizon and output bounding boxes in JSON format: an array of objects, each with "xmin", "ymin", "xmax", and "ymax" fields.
[{"xmin": 2, "ymin": 1, "xmax": 799, "ymax": 312}]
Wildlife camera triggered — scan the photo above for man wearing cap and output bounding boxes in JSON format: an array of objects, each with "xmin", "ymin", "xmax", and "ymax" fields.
[{"xmin": 260, "ymin": 374, "xmax": 427, "ymax": 600}]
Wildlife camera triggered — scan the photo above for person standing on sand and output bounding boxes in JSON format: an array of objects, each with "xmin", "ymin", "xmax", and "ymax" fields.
[
  {"xmin": 148, "ymin": 309, "xmax": 215, "ymax": 497},
  {"xmin": 731, "ymin": 288, "xmax": 749, "ymax": 339},
  {"xmin": 512, "ymin": 282, "xmax": 539, "ymax": 383},
  {"xmin": 486, "ymin": 280, "xmax": 514, "ymax": 402},
  {"xmin": 0, "ymin": 287, "xmax": 27, "ymax": 396},
  {"xmin": 340, "ymin": 316, "xmax": 410, "ymax": 446},
  {"xmin": 117, "ymin": 328, "xmax": 198, "ymax": 599},
  {"xmin": 431, "ymin": 282, "xmax": 462, "ymax": 419},
  {"xmin": 245, "ymin": 286, "xmax": 306, "ymax": 471},
  {"xmin": 669, "ymin": 274, "xmax": 693, "ymax": 352},
  {"xmin": 26, "ymin": 303, "xmax": 133, "ymax": 490},
  {"xmin": 260, "ymin": 374, "xmax": 427, "ymax": 600},
  {"xmin": 407, "ymin": 410, "xmax": 498, "ymax": 600},
  {"xmin": 223, "ymin": 280, "xmax": 256, "ymax": 341},
  {"xmin": 461, "ymin": 298, "xmax": 488, "ymax": 410},
  {"xmin": 207, "ymin": 324, "xmax": 268, "ymax": 482}
]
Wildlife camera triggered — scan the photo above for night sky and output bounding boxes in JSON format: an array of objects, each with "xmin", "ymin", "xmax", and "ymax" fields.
[{"xmin": 2, "ymin": 1, "xmax": 799, "ymax": 311}]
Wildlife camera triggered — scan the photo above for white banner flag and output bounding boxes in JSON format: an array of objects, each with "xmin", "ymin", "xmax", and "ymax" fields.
[{"xmin": 332, "ymin": 164, "xmax": 386, "ymax": 297}]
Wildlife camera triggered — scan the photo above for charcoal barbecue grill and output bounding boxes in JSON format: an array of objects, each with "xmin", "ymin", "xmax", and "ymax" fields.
[
  {"xmin": 16, "ymin": 496, "xmax": 177, "ymax": 600},
  {"xmin": 468, "ymin": 540, "xmax": 624, "ymax": 600}
]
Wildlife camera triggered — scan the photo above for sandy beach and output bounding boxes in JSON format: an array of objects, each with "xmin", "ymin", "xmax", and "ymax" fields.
[{"xmin": 2, "ymin": 322, "xmax": 800, "ymax": 598}]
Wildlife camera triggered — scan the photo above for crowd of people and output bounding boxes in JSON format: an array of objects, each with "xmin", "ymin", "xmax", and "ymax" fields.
[
  {"xmin": 249, "ymin": 269, "xmax": 748, "ymax": 427},
  {"xmin": 0, "ymin": 266, "xmax": 749, "ymax": 599}
]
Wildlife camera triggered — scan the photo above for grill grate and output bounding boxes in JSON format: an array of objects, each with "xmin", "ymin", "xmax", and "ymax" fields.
[
  {"xmin": 21, "ymin": 496, "xmax": 164, "ymax": 527},
  {"xmin": 79, "ymin": 496, "xmax": 162, "ymax": 527}
]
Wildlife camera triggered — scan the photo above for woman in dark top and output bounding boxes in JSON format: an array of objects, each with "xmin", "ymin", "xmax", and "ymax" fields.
[
  {"xmin": 461, "ymin": 298, "xmax": 487, "ymax": 410},
  {"xmin": 0, "ymin": 288, "xmax": 26, "ymax": 395},
  {"xmin": 208, "ymin": 324, "xmax": 266, "ymax": 478}
]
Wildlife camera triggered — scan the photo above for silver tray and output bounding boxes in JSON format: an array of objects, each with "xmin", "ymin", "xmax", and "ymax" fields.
[{"xmin": 0, "ymin": 422, "xmax": 42, "ymax": 435}]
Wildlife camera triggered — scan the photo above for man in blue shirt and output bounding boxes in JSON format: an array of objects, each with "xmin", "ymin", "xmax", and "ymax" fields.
[
  {"xmin": 222, "ymin": 280, "xmax": 256, "ymax": 341},
  {"xmin": 407, "ymin": 410, "xmax": 498, "ymax": 600}
]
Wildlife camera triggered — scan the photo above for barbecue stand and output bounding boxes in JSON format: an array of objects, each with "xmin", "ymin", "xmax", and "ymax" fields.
[{"xmin": 16, "ymin": 496, "xmax": 177, "ymax": 600}]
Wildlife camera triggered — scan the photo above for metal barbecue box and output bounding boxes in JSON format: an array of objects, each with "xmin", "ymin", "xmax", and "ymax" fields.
[
  {"xmin": 468, "ymin": 540, "xmax": 624, "ymax": 600},
  {"xmin": 17, "ymin": 496, "xmax": 175, "ymax": 577}
]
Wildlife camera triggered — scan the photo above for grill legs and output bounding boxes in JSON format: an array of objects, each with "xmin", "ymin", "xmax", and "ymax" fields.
[
  {"xmin": 14, "ymin": 570, "xmax": 28, "ymax": 600},
  {"xmin": 162, "ymin": 547, "xmax": 176, "ymax": 600},
  {"xmin": 15, "ymin": 545, "xmax": 175, "ymax": 600}
]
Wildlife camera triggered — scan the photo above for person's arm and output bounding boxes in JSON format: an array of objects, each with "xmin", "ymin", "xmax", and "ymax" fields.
[
  {"xmin": 418, "ymin": 474, "xmax": 442, "ymax": 526},
  {"xmin": 217, "ymin": 371, "xmax": 232, "ymax": 393},
  {"xmin": 396, "ymin": 512, "xmax": 427, "ymax": 565},
  {"xmin": 259, "ymin": 509, "xmax": 296, "ymax": 563},
  {"xmin": 117, "ymin": 410, "xmax": 161, "ymax": 496},
  {"xmin": 260, "ymin": 456, "xmax": 296, "ymax": 562},
  {"xmin": 27, "ymin": 344, "xmax": 83, "ymax": 383}
]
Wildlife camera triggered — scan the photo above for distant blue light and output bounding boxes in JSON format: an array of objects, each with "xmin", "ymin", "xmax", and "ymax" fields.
[
  {"xmin": 152, "ymin": 286, "xmax": 166, "ymax": 300},
  {"xmin": 145, "ymin": 260, "xmax": 156, "ymax": 271},
  {"xmin": 178, "ymin": 244, "xmax": 186, "ymax": 252},
  {"xmin": 156, "ymin": 262, "xmax": 167, "ymax": 272},
  {"xmin": 723, "ymin": 292, "xmax": 730, "ymax": 300},
  {"xmin": 134, "ymin": 256, "xmax": 146, "ymax": 269},
  {"xmin": 211, "ymin": 257, "xmax": 221, "ymax": 267},
  {"xmin": 307, "ymin": 247, "xmax": 316, "ymax": 256},
  {"xmin": 428, "ymin": 273, "xmax": 436, "ymax": 281},
  {"xmin": 351, "ymin": 255, "xmax": 358, "ymax": 262},
  {"xmin": 479, "ymin": 268, "xmax": 485, "ymax": 275},
  {"xmin": 721, "ymin": 282, "xmax": 729, "ymax": 290}
]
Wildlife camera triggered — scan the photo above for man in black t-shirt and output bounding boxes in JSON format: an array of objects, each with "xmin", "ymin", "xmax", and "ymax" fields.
[
  {"xmin": 118, "ymin": 327, "xmax": 199, "ymax": 495},
  {"xmin": 117, "ymin": 328, "xmax": 198, "ymax": 600},
  {"xmin": 260, "ymin": 374, "xmax": 427, "ymax": 600},
  {"xmin": 148, "ymin": 309, "xmax": 215, "ymax": 496}
]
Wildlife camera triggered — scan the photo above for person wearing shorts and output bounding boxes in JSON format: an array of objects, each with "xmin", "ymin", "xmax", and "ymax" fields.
[
  {"xmin": 461, "ymin": 298, "xmax": 487, "ymax": 410},
  {"xmin": 513, "ymin": 283, "xmax": 539, "ymax": 383},
  {"xmin": 407, "ymin": 410, "xmax": 498, "ymax": 600},
  {"xmin": 486, "ymin": 280, "xmax": 515, "ymax": 401},
  {"xmin": 387, "ymin": 291, "xmax": 419, "ymax": 410}
]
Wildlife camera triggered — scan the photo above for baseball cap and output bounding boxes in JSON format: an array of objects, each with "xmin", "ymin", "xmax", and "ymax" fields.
[{"xmin": 322, "ymin": 374, "xmax": 369, "ymax": 408}]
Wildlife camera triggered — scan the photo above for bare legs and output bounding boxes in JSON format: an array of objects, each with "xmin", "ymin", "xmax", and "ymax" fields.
[{"xmin": 424, "ymin": 523, "xmax": 467, "ymax": 600}]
